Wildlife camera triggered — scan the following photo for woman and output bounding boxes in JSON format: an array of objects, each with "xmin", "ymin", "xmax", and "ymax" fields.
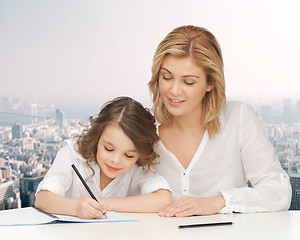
[{"xmin": 148, "ymin": 25, "xmax": 291, "ymax": 217}]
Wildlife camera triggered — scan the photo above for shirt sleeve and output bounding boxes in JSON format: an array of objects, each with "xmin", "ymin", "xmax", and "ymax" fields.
[
  {"xmin": 128, "ymin": 165, "xmax": 172, "ymax": 195},
  {"xmin": 219, "ymin": 103, "xmax": 292, "ymax": 213},
  {"xmin": 35, "ymin": 144, "xmax": 73, "ymax": 196}
]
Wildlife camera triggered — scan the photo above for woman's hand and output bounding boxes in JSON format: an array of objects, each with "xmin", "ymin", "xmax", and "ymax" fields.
[
  {"xmin": 75, "ymin": 195, "xmax": 107, "ymax": 219},
  {"xmin": 158, "ymin": 195, "xmax": 225, "ymax": 217}
]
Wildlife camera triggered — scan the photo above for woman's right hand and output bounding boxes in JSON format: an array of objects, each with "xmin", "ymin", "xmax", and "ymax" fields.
[
  {"xmin": 75, "ymin": 195, "xmax": 107, "ymax": 219},
  {"xmin": 158, "ymin": 195, "xmax": 225, "ymax": 217}
]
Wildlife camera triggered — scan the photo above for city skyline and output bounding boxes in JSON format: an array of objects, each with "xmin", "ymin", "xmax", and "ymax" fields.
[
  {"xmin": 1, "ymin": 95, "xmax": 300, "ymax": 121},
  {"xmin": 1, "ymin": 95, "xmax": 300, "ymax": 211},
  {"xmin": 1, "ymin": 0, "xmax": 300, "ymax": 212}
]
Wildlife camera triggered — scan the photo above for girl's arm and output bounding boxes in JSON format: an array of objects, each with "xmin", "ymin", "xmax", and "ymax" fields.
[
  {"xmin": 100, "ymin": 189, "xmax": 173, "ymax": 213},
  {"xmin": 35, "ymin": 190, "xmax": 107, "ymax": 219}
]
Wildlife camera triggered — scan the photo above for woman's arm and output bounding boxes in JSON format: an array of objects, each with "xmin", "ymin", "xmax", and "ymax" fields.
[
  {"xmin": 100, "ymin": 189, "xmax": 173, "ymax": 213},
  {"xmin": 35, "ymin": 190, "xmax": 107, "ymax": 219},
  {"xmin": 226, "ymin": 103, "xmax": 291, "ymax": 213}
]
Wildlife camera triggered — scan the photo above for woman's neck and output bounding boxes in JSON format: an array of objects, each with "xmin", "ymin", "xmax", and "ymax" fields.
[{"xmin": 170, "ymin": 112, "xmax": 204, "ymax": 133}]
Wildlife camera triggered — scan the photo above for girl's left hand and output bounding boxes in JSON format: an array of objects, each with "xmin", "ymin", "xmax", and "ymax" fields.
[{"xmin": 158, "ymin": 195, "xmax": 225, "ymax": 217}]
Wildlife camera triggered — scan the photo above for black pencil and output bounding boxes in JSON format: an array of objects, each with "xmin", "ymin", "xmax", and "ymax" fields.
[
  {"xmin": 178, "ymin": 221, "xmax": 234, "ymax": 229},
  {"xmin": 33, "ymin": 206, "xmax": 58, "ymax": 220},
  {"xmin": 71, "ymin": 164, "xmax": 107, "ymax": 218}
]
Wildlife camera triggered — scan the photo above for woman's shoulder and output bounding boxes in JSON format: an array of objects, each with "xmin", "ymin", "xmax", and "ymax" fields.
[
  {"xmin": 223, "ymin": 100, "xmax": 244, "ymax": 110},
  {"xmin": 220, "ymin": 100, "xmax": 256, "ymax": 125},
  {"xmin": 222, "ymin": 100, "xmax": 254, "ymax": 115}
]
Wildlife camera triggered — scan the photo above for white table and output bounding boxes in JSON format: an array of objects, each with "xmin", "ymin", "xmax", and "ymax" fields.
[{"xmin": 2, "ymin": 211, "xmax": 300, "ymax": 240}]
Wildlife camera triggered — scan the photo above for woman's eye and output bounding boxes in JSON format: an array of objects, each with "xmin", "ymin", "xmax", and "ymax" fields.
[
  {"xmin": 163, "ymin": 76, "xmax": 172, "ymax": 80},
  {"xmin": 104, "ymin": 147, "xmax": 113, "ymax": 152},
  {"xmin": 185, "ymin": 81, "xmax": 195, "ymax": 86}
]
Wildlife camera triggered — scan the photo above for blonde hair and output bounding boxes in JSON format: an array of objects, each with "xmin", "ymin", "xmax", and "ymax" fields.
[{"xmin": 148, "ymin": 25, "xmax": 226, "ymax": 137}]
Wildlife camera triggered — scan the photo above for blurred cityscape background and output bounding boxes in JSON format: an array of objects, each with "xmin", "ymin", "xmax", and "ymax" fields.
[
  {"xmin": 1, "ymin": 0, "xmax": 300, "ymax": 212},
  {"xmin": 0, "ymin": 96, "xmax": 300, "ymax": 211}
]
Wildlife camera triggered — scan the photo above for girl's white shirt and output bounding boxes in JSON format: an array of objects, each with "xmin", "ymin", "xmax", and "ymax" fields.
[
  {"xmin": 153, "ymin": 101, "xmax": 292, "ymax": 213},
  {"xmin": 36, "ymin": 139, "xmax": 171, "ymax": 199}
]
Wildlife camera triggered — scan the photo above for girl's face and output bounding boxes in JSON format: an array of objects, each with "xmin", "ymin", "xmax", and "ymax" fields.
[
  {"xmin": 158, "ymin": 55, "xmax": 214, "ymax": 119},
  {"xmin": 96, "ymin": 125, "xmax": 139, "ymax": 180}
]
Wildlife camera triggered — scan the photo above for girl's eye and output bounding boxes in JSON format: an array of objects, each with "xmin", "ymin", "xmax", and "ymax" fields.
[
  {"xmin": 104, "ymin": 147, "xmax": 113, "ymax": 152},
  {"xmin": 125, "ymin": 154, "xmax": 134, "ymax": 159}
]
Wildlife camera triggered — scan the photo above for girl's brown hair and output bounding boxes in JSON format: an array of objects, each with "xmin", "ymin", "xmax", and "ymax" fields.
[
  {"xmin": 76, "ymin": 96, "xmax": 159, "ymax": 176},
  {"xmin": 148, "ymin": 25, "xmax": 226, "ymax": 137}
]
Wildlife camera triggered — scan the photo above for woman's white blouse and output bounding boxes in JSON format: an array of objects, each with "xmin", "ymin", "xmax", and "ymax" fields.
[
  {"xmin": 152, "ymin": 101, "xmax": 292, "ymax": 213},
  {"xmin": 36, "ymin": 140, "xmax": 171, "ymax": 199}
]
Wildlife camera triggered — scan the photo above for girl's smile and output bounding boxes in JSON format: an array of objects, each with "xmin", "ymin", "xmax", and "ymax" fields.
[
  {"xmin": 96, "ymin": 125, "xmax": 139, "ymax": 189},
  {"xmin": 105, "ymin": 163, "xmax": 121, "ymax": 172}
]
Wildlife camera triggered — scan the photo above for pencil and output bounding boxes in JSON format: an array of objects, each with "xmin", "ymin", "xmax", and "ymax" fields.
[
  {"xmin": 33, "ymin": 206, "xmax": 58, "ymax": 220},
  {"xmin": 178, "ymin": 221, "xmax": 234, "ymax": 229},
  {"xmin": 71, "ymin": 164, "xmax": 107, "ymax": 218}
]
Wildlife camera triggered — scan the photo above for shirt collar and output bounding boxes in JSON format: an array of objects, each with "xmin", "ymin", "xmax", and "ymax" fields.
[{"xmin": 65, "ymin": 139, "xmax": 86, "ymax": 161}]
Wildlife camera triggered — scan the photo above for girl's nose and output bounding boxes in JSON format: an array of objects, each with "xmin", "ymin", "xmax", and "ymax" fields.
[{"xmin": 110, "ymin": 153, "xmax": 121, "ymax": 164}]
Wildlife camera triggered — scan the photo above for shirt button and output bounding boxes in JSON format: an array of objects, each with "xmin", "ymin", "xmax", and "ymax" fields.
[
  {"xmin": 183, "ymin": 189, "xmax": 187, "ymax": 192},
  {"xmin": 183, "ymin": 173, "xmax": 186, "ymax": 176}
]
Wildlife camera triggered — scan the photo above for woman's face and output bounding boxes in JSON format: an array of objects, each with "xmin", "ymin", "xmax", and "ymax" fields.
[
  {"xmin": 158, "ymin": 55, "xmax": 213, "ymax": 119},
  {"xmin": 96, "ymin": 125, "xmax": 139, "ymax": 180}
]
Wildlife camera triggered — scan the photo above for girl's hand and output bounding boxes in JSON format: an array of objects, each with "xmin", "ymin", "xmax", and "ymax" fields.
[
  {"xmin": 75, "ymin": 195, "xmax": 107, "ymax": 219},
  {"xmin": 158, "ymin": 195, "xmax": 225, "ymax": 217}
]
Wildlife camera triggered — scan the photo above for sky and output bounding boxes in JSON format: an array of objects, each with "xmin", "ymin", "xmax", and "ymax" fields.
[{"xmin": 1, "ymin": 0, "xmax": 300, "ymax": 117}]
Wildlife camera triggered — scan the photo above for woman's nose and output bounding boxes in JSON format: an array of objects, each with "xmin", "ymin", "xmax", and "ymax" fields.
[{"xmin": 170, "ymin": 80, "xmax": 182, "ymax": 96}]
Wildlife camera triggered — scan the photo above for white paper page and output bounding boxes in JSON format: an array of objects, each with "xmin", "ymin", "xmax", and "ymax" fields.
[
  {"xmin": 55, "ymin": 211, "xmax": 137, "ymax": 223},
  {"xmin": 0, "ymin": 207, "xmax": 56, "ymax": 226},
  {"xmin": 0, "ymin": 207, "xmax": 137, "ymax": 226}
]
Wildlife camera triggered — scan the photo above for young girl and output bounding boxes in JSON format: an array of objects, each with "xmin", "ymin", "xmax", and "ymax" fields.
[{"xmin": 35, "ymin": 97, "xmax": 173, "ymax": 219}]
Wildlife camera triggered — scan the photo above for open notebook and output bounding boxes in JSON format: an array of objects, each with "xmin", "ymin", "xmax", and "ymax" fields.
[{"xmin": 0, "ymin": 207, "xmax": 137, "ymax": 226}]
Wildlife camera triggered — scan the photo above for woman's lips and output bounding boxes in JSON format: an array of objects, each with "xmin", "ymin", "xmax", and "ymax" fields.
[{"xmin": 169, "ymin": 98, "xmax": 184, "ymax": 105}]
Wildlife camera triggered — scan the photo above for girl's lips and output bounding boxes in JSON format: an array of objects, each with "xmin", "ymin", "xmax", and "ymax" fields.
[{"xmin": 106, "ymin": 164, "xmax": 121, "ymax": 172}]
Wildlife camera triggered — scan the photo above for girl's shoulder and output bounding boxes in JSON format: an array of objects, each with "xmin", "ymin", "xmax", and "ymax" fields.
[{"xmin": 61, "ymin": 138, "xmax": 85, "ymax": 161}]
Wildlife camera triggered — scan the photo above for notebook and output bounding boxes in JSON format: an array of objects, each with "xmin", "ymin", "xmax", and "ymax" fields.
[{"xmin": 0, "ymin": 207, "xmax": 137, "ymax": 226}]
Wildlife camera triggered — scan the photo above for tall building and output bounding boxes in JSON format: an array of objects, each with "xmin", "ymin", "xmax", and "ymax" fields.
[
  {"xmin": 0, "ymin": 166, "xmax": 11, "ymax": 180},
  {"xmin": 19, "ymin": 174, "xmax": 44, "ymax": 208},
  {"xmin": 297, "ymin": 100, "xmax": 300, "ymax": 123},
  {"xmin": 289, "ymin": 174, "xmax": 300, "ymax": 210},
  {"xmin": 31, "ymin": 103, "xmax": 38, "ymax": 123},
  {"xmin": 0, "ymin": 181, "xmax": 20, "ymax": 210},
  {"xmin": 260, "ymin": 105, "xmax": 272, "ymax": 124},
  {"xmin": 294, "ymin": 131, "xmax": 300, "ymax": 155},
  {"xmin": 56, "ymin": 109, "xmax": 63, "ymax": 128},
  {"xmin": 282, "ymin": 99, "xmax": 293, "ymax": 124},
  {"xmin": 12, "ymin": 123, "xmax": 23, "ymax": 139}
]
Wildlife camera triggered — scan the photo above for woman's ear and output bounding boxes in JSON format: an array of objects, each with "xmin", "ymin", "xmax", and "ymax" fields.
[{"xmin": 206, "ymin": 84, "xmax": 214, "ymax": 93}]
